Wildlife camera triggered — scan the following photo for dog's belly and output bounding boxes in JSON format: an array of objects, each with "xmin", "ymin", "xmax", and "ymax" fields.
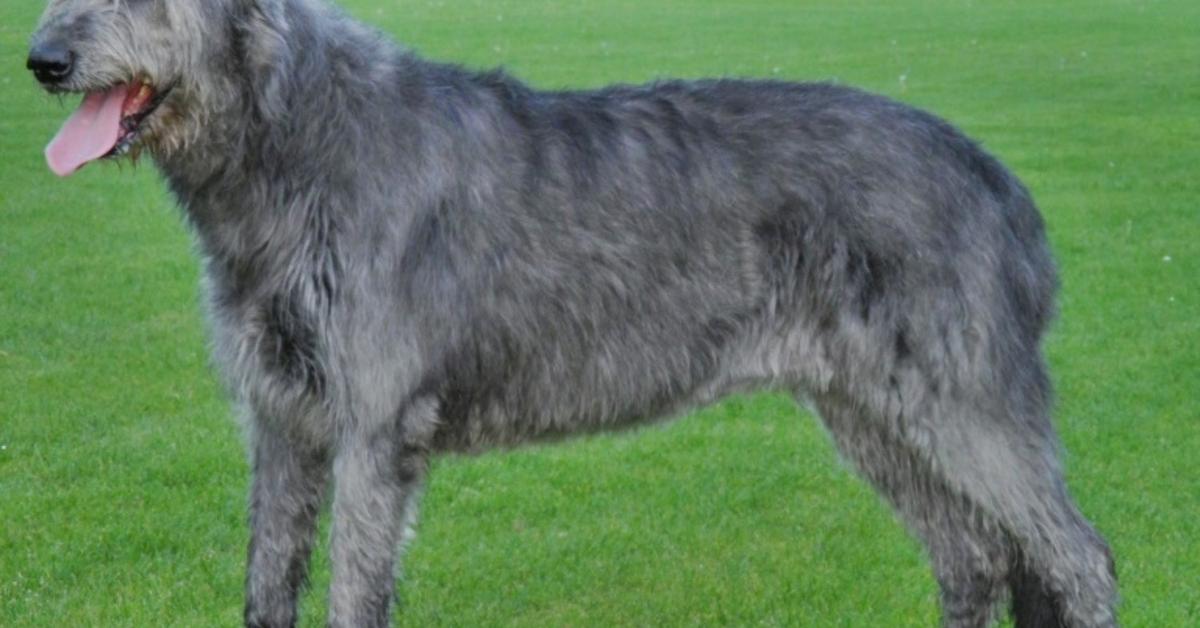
[
  {"xmin": 430, "ymin": 369, "xmax": 729, "ymax": 453},
  {"xmin": 425, "ymin": 319, "xmax": 798, "ymax": 453}
]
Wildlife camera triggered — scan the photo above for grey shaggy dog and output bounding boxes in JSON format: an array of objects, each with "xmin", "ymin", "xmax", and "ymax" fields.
[{"xmin": 29, "ymin": 0, "xmax": 1117, "ymax": 626}]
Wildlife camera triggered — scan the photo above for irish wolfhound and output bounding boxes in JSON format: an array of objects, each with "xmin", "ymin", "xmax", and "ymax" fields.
[{"xmin": 29, "ymin": 0, "xmax": 1116, "ymax": 626}]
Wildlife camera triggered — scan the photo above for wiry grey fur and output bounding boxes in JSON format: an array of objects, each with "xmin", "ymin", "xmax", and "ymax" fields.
[{"xmin": 30, "ymin": 0, "xmax": 1118, "ymax": 626}]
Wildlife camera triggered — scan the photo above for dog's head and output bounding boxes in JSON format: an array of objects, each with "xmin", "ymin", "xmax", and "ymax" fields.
[{"xmin": 29, "ymin": 0, "xmax": 291, "ymax": 176}]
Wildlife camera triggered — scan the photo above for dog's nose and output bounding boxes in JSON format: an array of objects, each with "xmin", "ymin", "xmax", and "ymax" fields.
[{"xmin": 27, "ymin": 41, "xmax": 75, "ymax": 85}]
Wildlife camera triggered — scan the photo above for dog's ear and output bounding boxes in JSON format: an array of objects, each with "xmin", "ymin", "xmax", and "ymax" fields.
[{"xmin": 233, "ymin": 0, "xmax": 292, "ymax": 119}]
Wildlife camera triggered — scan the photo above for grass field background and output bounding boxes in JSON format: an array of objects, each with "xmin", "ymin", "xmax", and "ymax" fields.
[{"xmin": 1, "ymin": 0, "xmax": 1197, "ymax": 625}]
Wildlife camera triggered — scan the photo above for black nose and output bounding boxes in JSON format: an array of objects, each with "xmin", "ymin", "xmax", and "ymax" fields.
[{"xmin": 27, "ymin": 41, "xmax": 75, "ymax": 85}]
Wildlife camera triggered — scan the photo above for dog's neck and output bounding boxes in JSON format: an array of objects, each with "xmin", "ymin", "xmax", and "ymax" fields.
[{"xmin": 155, "ymin": 0, "xmax": 399, "ymax": 263}]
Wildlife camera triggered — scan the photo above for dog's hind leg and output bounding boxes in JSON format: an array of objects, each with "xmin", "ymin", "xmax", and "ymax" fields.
[
  {"xmin": 813, "ymin": 355, "xmax": 1116, "ymax": 627},
  {"xmin": 244, "ymin": 419, "xmax": 330, "ymax": 628},
  {"xmin": 928, "ymin": 408, "xmax": 1117, "ymax": 628},
  {"xmin": 1009, "ymin": 545, "xmax": 1070, "ymax": 628},
  {"xmin": 812, "ymin": 395, "xmax": 1012, "ymax": 627},
  {"xmin": 326, "ymin": 400, "xmax": 433, "ymax": 628}
]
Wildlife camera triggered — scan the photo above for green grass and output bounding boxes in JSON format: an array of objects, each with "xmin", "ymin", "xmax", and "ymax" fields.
[{"xmin": 1, "ymin": 0, "xmax": 1197, "ymax": 625}]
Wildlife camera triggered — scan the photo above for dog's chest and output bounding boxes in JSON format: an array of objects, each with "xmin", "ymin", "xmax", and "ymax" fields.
[{"xmin": 202, "ymin": 262, "xmax": 334, "ymax": 442}]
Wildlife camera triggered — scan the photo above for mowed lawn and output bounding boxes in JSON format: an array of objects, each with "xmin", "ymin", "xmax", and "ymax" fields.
[{"xmin": 1, "ymin": 0, "xmax": 1197, "ymax": 625}]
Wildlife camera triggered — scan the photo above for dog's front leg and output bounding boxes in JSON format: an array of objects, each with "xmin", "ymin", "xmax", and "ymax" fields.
[
  {"xmin": 326, "ymin": 413, "xmax": 429, "ymax": 628},
  {"xmin": 244, "ymin": 420, "xmax": 330, "ymax": 628}
]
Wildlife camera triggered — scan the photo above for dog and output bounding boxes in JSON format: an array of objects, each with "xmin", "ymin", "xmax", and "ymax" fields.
[{"xmin": 28, "ymin": 0, "xmax": 1117, "ymax": 625}]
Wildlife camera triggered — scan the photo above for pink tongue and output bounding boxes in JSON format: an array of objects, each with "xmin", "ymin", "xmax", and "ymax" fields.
[{"xmin": 45, "ymin": 85, "xmax": 130, "ymax": 177}]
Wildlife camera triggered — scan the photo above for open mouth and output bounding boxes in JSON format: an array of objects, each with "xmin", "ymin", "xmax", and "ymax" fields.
[{"xmin": 45, "ymin": 78, "xmax": 174, "ymax": 177}]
